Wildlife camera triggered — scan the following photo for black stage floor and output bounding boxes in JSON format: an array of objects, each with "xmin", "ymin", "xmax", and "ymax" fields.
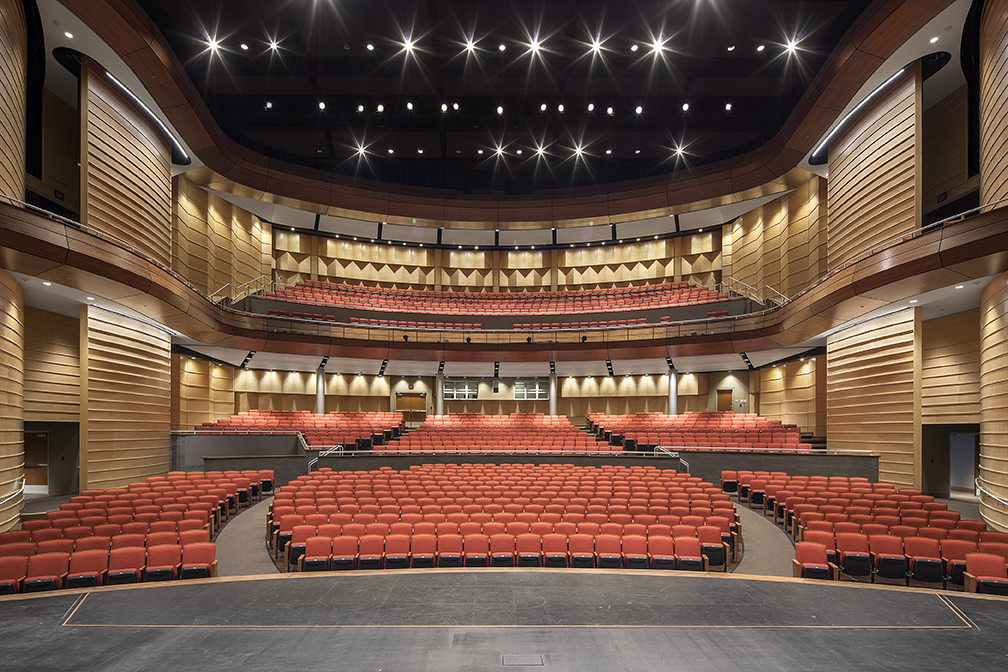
[{"xmin": 2, "ymin": 570, "xmax": 1007, "ymax": 671}]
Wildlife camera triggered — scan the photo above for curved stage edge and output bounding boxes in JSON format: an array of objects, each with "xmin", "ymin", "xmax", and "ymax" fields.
[{"xmin": 1, "ymin": 569, "xmax": 1005, "ymax": 671}]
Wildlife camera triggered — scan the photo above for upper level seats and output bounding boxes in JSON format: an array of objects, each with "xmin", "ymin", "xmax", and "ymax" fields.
[
  {"xmin": 383, "ymin": 413, "xmax": 610, "ymax": 454},
  {"xmin": 195, "ymin": 411, "xmax": 404, "ymax": 450},
  {"xmin": 261, "ymin": 280, "xmax": 732, "ymax": 318},
  {"xmin": 588, "ymin": 411, "xmax": 809, "ymax": 452}
]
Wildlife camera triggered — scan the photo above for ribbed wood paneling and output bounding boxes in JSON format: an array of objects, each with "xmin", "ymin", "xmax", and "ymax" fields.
[
  {"xmin": 81, "ymin": 61, "xmax": 171, "ymax": 267},
  {"xmin": 170, "ymin": 356, "xmax": 234, "ymax": 431},
  {"xmin": 979, "ymin": 271, "xmax": 1008, "ymax": 531},
  {"xmin": 172, "ymin": 175, "xmax": 268, "ymax": 296},
  {"xmin": 828, "ymin": 68, "xmax": 919, "ymax": 268},
  {"xmin": 39, "ymin": 88, "xmax": 80, "ymax": 212},
  {"xmin": 728, "ymin": 177, "xmax": 828, "ymax": 300},
  {"xmin": 923, "ymin": 85, "xmax": 974, "ymax": 213},
  {"xmin": 315, "ymin": 236, "xmax": 436, "ymax": 289},
  {"xmin": 0, "ymin": 0, "xmax": 26, "ymax": 202},
  {"xmin": 80, "ymin": 306, "xmax": 169, "ymax": 490},
  {"xmin": 234, "ymin": 370, "xmax": 391, "ymax": 414},
  {"xmin": 922, "ymin": 309, "xmax": 980, "ymax": 425},
  {"xmin": 23, "ymin": 307, "xmax": 79, "ymax": 422},
  {"xmin": 759, "ymin": 357, "xmax": 820, "ymax": 435},
  {"xmin": 981, "ymin": 0, "xmax": 1008, "ymax": 210},
  {"xmin": 0, "ymin": 268, "xmax": 24, "ymax": 532},
  {"xmin": 558, "ymin": 240, "xmax": 680, "ymax": 289},
  {"xmin": 827, "ymin": 309, "xmax": 921, "ymax": 487}
]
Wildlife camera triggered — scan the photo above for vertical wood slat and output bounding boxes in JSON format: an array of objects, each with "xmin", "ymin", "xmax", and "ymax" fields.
[
  {"xmin": 0, "ymin": 268, "xmax": 25, "ymax": 532},
  {"xmin": 827, "ymin": 309, "xmax": 921, "ymax": 488},
  {"xmin": 0, "ymin": 0, "xmax": 26, "ymax": 202},
  {"xmin": 921, "ymin": 309, "xmax": 981, "ymax": 424},
  {"xmin": 23, "ymin": 308, "xmax": 80, "ymax": 422},
  {"xmin": 828, "ymin": 67, "xmax": 919, "ymax": 269},
  {"xmin": 172, "ymin": 355, "xmax": 235, "ymax": 431},
  {"xmin": 81, "ymin": 306, "xmax": 170, "ymax": 490},
  {"xmin": 922, "ymin": 85, "xmax": 972, "ymax": 211},
  {"xmin": 981, "ymin": 0, "xmax": 1008, "ymax": 210},
  {"xmin": 758, "ymin": 357, "xmax": 821, "ymax": 436},
  {"xmin": 979, "ymin": 271, "xmax": 1008, "ymax": 532},
  {"xmin": 82, "ymin": 61, "xmax": 171, "ymax": 267}
]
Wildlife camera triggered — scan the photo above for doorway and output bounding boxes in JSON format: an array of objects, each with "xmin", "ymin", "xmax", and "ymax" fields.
[
  {"xmin": 395, "ymin": 392, "xmax": 428, "ymax": 426},
  {"xmin": 716, "ymin": 389, "xmax": 733, "ymax": 412},
  {"xmin": 24, "ymin": 431, "xmax": 48, "ymax": 493}
]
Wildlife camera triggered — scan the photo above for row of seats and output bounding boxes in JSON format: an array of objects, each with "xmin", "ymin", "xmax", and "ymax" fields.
[
  {"xmin": 0, "ymin": 529, "xmax": 212, "ymax": 554},
  {"xmin": 513, "ymin": 318, "xmax": 650, "ymax": 329},
  {"xmin": 264, "ymin": 280, "xmax": 731, "ymax": 316},
  {"xmin": 591, "ymin": 412, "xmax": 808, "ymax": 451},
  {"xmin": 292, "ymin": 533, "xmax": 714, "ymax": 571},
  {"xmin": 350, "ymin": 317, "xmax": 481, "ymax": 329},
  {"xmin": 0, "ymin": 543, "xmax": 217, "ymax": 594},
  {"xmin": 388, "ymin": 414, "xmax": 608, "ymax": 454},
  {"xmin": 195, "ymin": 411, "xmax": 404, "ymax": 450}
]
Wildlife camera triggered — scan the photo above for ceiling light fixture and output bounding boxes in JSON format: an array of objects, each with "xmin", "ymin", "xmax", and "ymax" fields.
[
  {"xmin": 757, "ymin": 45, "xmax": 765, "ymax": 52},
  {"xmin": 630, "ymin": 44, "xmax": 638, "ymax": 52},
  {"xmin": 466, "ymin": 39, "xmax": 475, "ymax": 53},
  {"xmin": 269, "ymin": 40, "xmax": 279, "ymax": 51},
  {"xmin": 264, "ymin": 101, "xmax": 273, "ymax": 110},
  {"xmin": 42, "ymin": 281, "xmax": 51, "ymax": 287},
  {"xmin": 607, "ymin": 107, "xmax": 614, "ymax": 115},
  {"xmin": 357, "ymin": 104, "xmax": 364, "ymax": 112},
  {"xmin": 725, "ymin": 103, "xmax": 732, "ymax": 111},
  {"xmin": 318, "ymin": 101, "xmax": 326, "ymax": 110},
  {"xmin": 453, "ymin": 102, "xmax": 459, "ymax": 110},
  {"xmin": 387, "ymin": 148, "xmax": 394, "ymax": 154},
  {"xmin": 605, "ymin": 149, "xmax": 612, "ymax": 155},
  {"xmin": 240, "ymin": 43, "xmax": 249, "ymax": 51},
  {"xmin": 64, "ymin": 31, "xmax": 73, "ymax": 39},
  {"xmin": 682, "ymin": 103, "xmax": 689, "ymax": 112},
  {"xmin": 786, "ymin": 40, "xmax": 797, "ymax": 54},
  {"xmin": 540, "ymin": 103, "xmax": 547, "ymax": 112},
  {"xmin": 727, "ymin": 45, "xmax": 735, "ymax": 52},
  {"xmin": 591, "ymin": 39, "xmax": 602, "ymax": 54},
  {"xmin": 558, "ymin": 104, "xmax": 565, "ymax": 113},
  {"xmin": 930, "ymin": 36, "xmax": 939, "ymax": 44},
  {"xmin": 207, "ymin": 37, "xmax": 219, "ymax": 52},
  {"xmin": 367, "ymin": 43, "xmax": 374, "ymax": 51},
  {"xmin": 497, "ymin": 105, "xmax": 504, "ymax": 115},
  {"xmin": 635, "ymin": 105, "xmax": 643, "ymax": 114},
  {"xmin": 499, "ymin": 43, "xmax": 506, "ymax": 52},
  {"xmin": 587, "ymin": 103, "xmax": 595, "ymax": 112},
  {"xmin": 530, "ymin": 38, "xmax": 541, "ymax": 54},
  {"xmin": 376, "ymin": 104, "xmax": 384, "ymax": 112},
  {"xmin": 407, "ymin": 102, "xmax": 413, "ymax": 110},
  {"xmin": 403, "ymin": 38, "xmax": 414, "ymax": 53},
  {"xmin": 441, "ymin": 103, "xmax": 448, "ymax": 112}
]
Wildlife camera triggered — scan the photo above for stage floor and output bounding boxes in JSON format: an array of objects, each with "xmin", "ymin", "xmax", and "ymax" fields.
[{"xmin": 2, "ymin": 570, "xmax": 1007, "ymax": 671}]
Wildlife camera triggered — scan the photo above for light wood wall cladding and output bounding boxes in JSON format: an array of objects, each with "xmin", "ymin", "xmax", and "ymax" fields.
[
  {"xmin": 0, "ymin": 269, "xmax": 24, "ymax": 532},
  {"xmin": 24, "ymin": 88, "xmax": 81, "ymax": 214},
  {"xmin": 727, "ymin": 177, "xmax": 828, "ymax": 300},
  {"xmin": 676, "ymin": 232, "xmax": 723, "ymax": 287},
  {"xmin": 827, "ymin": 67, "xmax": 920, "ymax": 269},
  {"xmin": 172, "ymin": 175, "xmax": 268, "ymax": 296},
  {"xmin": 234, "ymin": 370, "xmax": 391, "ymax": 414},
  {"xmin": 0, "ymin": 0, "xmax": 25, "ymax": 202},
  {"xmin": 758, "ymin": 357, "xmax": 822, "ymax": 435},
  {"xmin": 170, "ymin": 355, "xmax": 234, "ymax": 431},
  {"xmin": 981, "ymin": 0, "xmax": 1008, "ymax": 211},
  {"xmin": 442, "ymin": 251, "xmax": 493, "ymax": 291},
  {"xmin": 560, "ymin": 374, "xmax": 707, "ymax": 423},
  {"xmin": 500, "ymin": 251, "xmax": 553, "ymax": 292},
  {"xmin": 923, "ymin": 85, "xmax": 976, "ymax": 214},
  {"xmin": 557, "ymin": 240, "xmax": 679, "ymax": 289},
  {"xmin": 921, "ymin": 309, "xmax": 981, "ymax": 425},
  {"xmin": 80, "ymin": 61, "xmax": 172, "ymax": 267},
  {"xmin": 827, "ymin": 308, "xmax": 921, "ymax": 488},
  {"xmin": 23, "ymin": 307, "xmax": 79, "ymax": 423},
  {"xmin": 79, "ymin": 306, "xmax": 170, "ymax": 490},
  {"xmin": 979, "ymin": 271, "xmax": 1008, "ymax": 531}
]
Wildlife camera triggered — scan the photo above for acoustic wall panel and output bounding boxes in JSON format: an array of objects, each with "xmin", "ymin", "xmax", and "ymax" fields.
[
  {"xmin": 828, "ymin": 67, "xmax": 920, "ymax": 269},
  {"xmin": 23, "ymin": 307, "xmax": 79, "ymax": 422},
  {"xmin": 0, "ymin": 269, "xmax": 24, "ymax": 532},
  {"xmin": 0, "ymin": 0, "xmax": 25, "ymax": 203},
  {"xmin": 171, "ymin": 356, "xmax": 235, "ymax": 432},
  {"xmin": 759, "ymin": 357, "xmax": 821, "ymax": 436},
  {"xmin": 921, "ymin": 309, "xmax": 981, "ymax": 425},
  {"xmin": 827, "ymin": 309, "xmax": 921, "ymax": 488},
  {"xmin": 80, "ymin": 306, "xmax": 170, "ymax": 490},
  {"xmin": 981, "ymin": 0, "xmax": 1008, "ymax": 211},
  {"xmin": 81, "ymin": 61, "xmax": 172, "ymax": 267},
  {"xmin": 979, "ymin": 271, "xmax": 1008, "ymax": 531}
]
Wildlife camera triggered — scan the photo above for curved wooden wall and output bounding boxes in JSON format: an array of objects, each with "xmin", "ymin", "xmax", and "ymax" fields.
[
  {"xmin": 0, "ymin": 268, "xmax": 24, "ymax": 532},
  {"xmin": 979, "ymin": 270, "xmax": 1008, "ymax": 531},
  {"xmin": 921, "ymin": 309, "xmax": 980, "ymax": 425},
  {"xmin": 23, "ymin": 307, "xmax": 80, "ymax": 423},
  {"xmin": 981, "ymin": 0, "xmax": 1008, "ymax": 210},
  {"xmin": 81, "ymin": 61, "xmax": 172, "ymax": 267},
  {"xmin": 828, "ymin": 66, "xmax": 920, "ymax": 269},
  {"xmin": 58, "ymin": 0, "xmax": 954, "ymax": 227},
  {"xmin": 0, "ymin": 0, "xmax": 25, "ymax": 202}
]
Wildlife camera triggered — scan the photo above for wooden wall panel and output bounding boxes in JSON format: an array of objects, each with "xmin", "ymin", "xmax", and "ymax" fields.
[
  {"xmin": 0, "ymin": 269, "xmax": 24, "ymax": 532},
  {"xmin": 23, "ymin": 307, "xmax": 79, "ymax": 422},
  {"xmin": 979, "ymin": 271, "xmax": 1008, "ymax": 531},
  {"xmin": 81, "ymin": 61, "xmax": 172, "ymax": 267},
  {"xmin": 313, "ymin": 237, "xmax": 437, "ymax": 289},
  {"xmin": 557, "ymin": 240, "xmax": 679, "ymax": 289},
  {"xmin": 759, "ymin": 356, "xmax": 821, "ymax": 435},
  {"xmin": 727, "ymin": 177, "xmax": 828, "ymax": 300},
  {"xmin": 25, "ymin": 88, "xmax": 81, "ymax": 214},
  {"xmin": 80, "ymin": 306, "xmax": 170, "ymax": 490},
  {"xmin": 0, "ymin": 0, "xmax": 25, "ymax": 202},
  {"xmin": 171, "ymin": 355, "xmax": 235, "ymax": 431},
  {"xmin": 923, "ymin": 85, "xmax": 975, "ymax": 214},
  {"xmin": 233, "ymin": 370, "xmax": 391, "ymax": 414},
  {"xmin": 172, "ymin": 175, "xmax": 268, "ymax": 296},
  {"xmin": 827, "ymin": 309, "xmax": 921, "ymax": 487},
  {"xmin": 559, "ymin": 374, "xmax": 707, "ymax": 425},
  {"xmin": 921, "ymin": 309, "xmax": 981, "ymax": 424},
  {"xmin": 981, "ymin": 0, "xmax": 1008, "ymax": 210},
  {"xmin": 828, "ymin": 67, "xmax": 920, "ymax": 268}
]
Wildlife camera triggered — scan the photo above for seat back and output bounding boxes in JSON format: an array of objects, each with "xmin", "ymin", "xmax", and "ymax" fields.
[
  {"xmin": 868, "ymin": 535, "xmax": 904, "ymax": 555},
  {"xmin": 904, "ymin": 536, "xmax": 941, "ymax": 558},
  {"xmin": 147, "ymin": 544, "xmax": 182, "ymax": 567},
  {"xmin": 794, "ymin": 541, "xmax": 828, "ymax": 565},
  {"xmin": 181, "ymin": 542, "xmax": 216, "ymax": 566},
  {"xmin": 69, "ymin": 549, "xmax": 109, "ymax": 575},
  {"xmin": 965, "ymin": 552, "xmax": 1008, "ymax": 579},
  {"xmin": 108, "ymin": 547, "xmax": 146, "ymax": 573}
]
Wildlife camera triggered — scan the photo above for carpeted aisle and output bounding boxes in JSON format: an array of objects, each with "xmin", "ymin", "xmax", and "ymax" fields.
[
  {"xmin": 214, "ymin": 495, "xmax": 280, "ymax": 576},
  {"xmin": 731, "ymin": 500, "xmax": 795, "ymax": 576}
]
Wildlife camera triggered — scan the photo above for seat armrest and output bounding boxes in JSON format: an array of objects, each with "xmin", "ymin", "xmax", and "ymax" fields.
[
  {"xmin": 964, "ymin": 571, "xmax": 978, "ymax": 593},
  {"xmin": 829, "ymin": 562, "xmax": 840, "ymax": 581},
  {"xmin": 792, "ymin": 558, "xmax": 802, "ymax": 578},
  {"xmin": 210, "ymin": 560, "xmax": 218, "ymax": 578}
]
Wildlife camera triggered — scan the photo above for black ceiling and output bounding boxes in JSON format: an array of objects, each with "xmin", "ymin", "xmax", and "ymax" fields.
[{"xmin": 138, "ymin": 0, "xmax": 871, "ymax": 194}]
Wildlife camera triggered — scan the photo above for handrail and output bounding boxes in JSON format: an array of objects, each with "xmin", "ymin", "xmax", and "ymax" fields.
[
  {"xmin": 656, "ymin": 447, "xmax": 689, "ymax": 473},
  {"xmin": 307, "ymin": 443, "xmax": 345, "ymax": 473},
  {"xmin": 976, "ymin": 477, "xmax": 1008, "ymax": 508},
  {"xmin": 689, "ymin": 276, "xmax": 789, "ymax": 308},
  {"xmin": 209, "ymin": 275, "xmax": 283, "ymax": 304},
  {"xmin": 0, "ymin": 477, "xmax": 25, "ymax": 509}
]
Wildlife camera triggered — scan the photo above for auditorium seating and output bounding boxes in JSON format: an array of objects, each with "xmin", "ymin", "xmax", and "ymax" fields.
[
  {"xmin": 262, "ymin": 280, "xmax": 732, "ymax": 320},
  {"xmin": 195, "ymin": 410, "xmax": 404, "ymax": 450},
  {"xmin": 382, "ymin": 413, "xmax": 610, "ymax": 454},
  {"xmin": 269, "ymin": 463, "xmax": 740, "ymax": 572},
  {"xmin": 589, "ymin": 411, "xmax": 810, "ymax": 452},
  {"xmin": 0, "ymin": 471, "xmax": 247, "ymax": 591}
]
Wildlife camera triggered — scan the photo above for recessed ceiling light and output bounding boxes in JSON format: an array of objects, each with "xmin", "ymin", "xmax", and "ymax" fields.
[
  {"xmin": 269, "ymin": 40, "xmax": 279, "ymax": 51},
  {"xmin": 318, "ymin": 101, "xmax": 326, "ymax": 110},
  {"xmin": 367, "ymin": 44, "xmax": 375, "ymax": 51},
  {"xmin": 909, "ymin": 299, "xmax": 918, "ymax": 304},
  {"xmin": 652, "ymin": 38, "xmax": 663, "ymax": 53},
  {"xmin": 388, "ymin": 149, "xmax": 394, "ymax": 154},
  {"xmin": 630, "ymin": 44, "xmax": 638, "ymax": 52},
  {"xmin": 495, "ymin": 145, "xmax": 504, "ymax": 156},
  {"xmin": 240, "ymin": 43, "xmax": 248, "ymax": 51},
  {"xmin": 376, "ymin": 104, "xmax": 384, "ymax": 112},
  {"xmin": 574, "ymin": 144, "xmax": 583, "ymax": 157},
  {"xmin": 264, "ymin": 101, "xmax": 273, "ymax": 110},
  {"xmin": 516, "ymin": 149, "xmax": 522, "ymax": 155},
  {"xmin": 699, "ymin": 228, "xmax": 703, "ymax": 232},
  {"xmin": 417, "ymin": 149, "xmax": 424, "ymax": 154},
  {"xmin": 452, "ymin": 102, "xmax": 459, "ymax": 110},
  {"xmin": 497, "ymin": 105, "xmax": 504, "ymax": 115},
  {"xmin": 466, "ymin": 39, "xmax": 475, "ymax": 53},
  {"xmin": 725, "ymin": 103, "xmax": 732, "ymax": 111},
  {"xmin": 558, "ymin": 104, "xmax": 565, "ymax": 113},
  {"xmin": 403, "ymin": 38, "xmax": 414, "ymax": 53},
  {"xmin": 499, "ymin": 43, "xmax": 506, "ymax": 52},
  {"xmin": 86, "ymin": 297, "xmax": 95, "ymax": 301},
  {"xmin": 407, "ymin": 102, "xmax": 413, "ymax": 110},
  {"xmin": 291, "ymin": 227, "xmax": 295, "ymax": 231},
  {"xmin": 530, "ymin": 38, "xmax": 541, "ymax": 54},
  {"xmin": 64, "ymin": 31, "xmax": 73, "ymax": 39},
  {"xmin": 930, "ymin": 36, "xmax": 939, "ymax": 44},
  {"xmin": 540, "ymin": 103, "xmax": 547, "ymax": 112},
  {"xmin": 478, "ymin": 149, "xmax": 484, "ymax": 154},
  {"xmin": 727, "ymin": 45, "xmax": 735, "ymax": 52},
  {"xmin": 536, "ymin": 145, "xmax": 545, "ymax": 156},
  {"xmin": 42, "ymin": 281, "xmax": 51, "ymax": 287},
  {"xmin": 607, "ymin": 107, "xmax": 614, "ymax": 115},
  {"xmin": 634, "ymin": 149, "xmax": 641, "ymax": 154},
  {"xmin": 357, "ymin": 104, "xmax": 364, "ymax": 112},
  {"xmin": 591, "ymin": 40, "xmax": 601, "ymax": 54},
  {"xmin": 441, "ymin": 103, "xmax": 448, "ymax": 112},
  {"xmin": 955, "ymin": 285, "xmax": 964, "ymax": 289},
  {"xmin": 757, "ymin": 45, "xmax": 765, "ymax": 52},
  {"xmin": 635, "ymin": 105, "xmax": 642, "ymax": 114},
  {"xmin": 605, "ymin": 149, "xmax": 612, "ymax": 155},
  {"xmin": 682, "ymin": 103, "xmax": 689, "ymax": 112},
  {"xmin": 587, "ymin": 103, "xmax": 595, "ymax": 112}
]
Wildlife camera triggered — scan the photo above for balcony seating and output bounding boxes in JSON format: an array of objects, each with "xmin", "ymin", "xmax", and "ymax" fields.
[
  {"xmin": 195, "ymin": 410, "xmax": 404, "ymax": 450},
  {"xmin": 589, "ymin": 411, "xmax": 810, "ymax": 453}
]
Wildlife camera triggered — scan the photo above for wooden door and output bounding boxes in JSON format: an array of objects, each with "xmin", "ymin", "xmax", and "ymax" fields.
[
  {"xmin": 716, "ymin": 389, "xmax": 733, "ymax": 412},
  {"xmin": 395, "ymin": 392, "xmax": 427, "ymax": 425},
  {"xmin": 24, "ymin": 431, "xmax": 48, "ymax": 487}
]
